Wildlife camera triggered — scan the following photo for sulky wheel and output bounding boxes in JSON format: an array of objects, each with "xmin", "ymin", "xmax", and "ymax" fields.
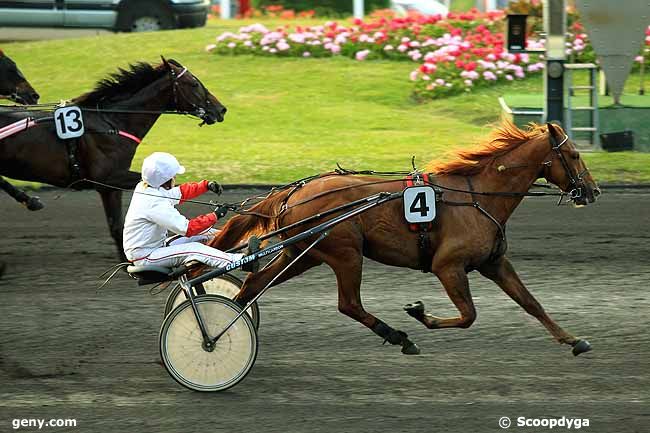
[
  {"xmin": 163, "ymin": 274, "xmax": 260, "ymax": 329},
  {"xmin": 159, "ymin": 295, "xmax": 258, "ymax": 392}
]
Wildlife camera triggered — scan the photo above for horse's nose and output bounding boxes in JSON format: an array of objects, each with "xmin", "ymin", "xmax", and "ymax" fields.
[
  {"xmin": 593, "ymin": 187, "xmax": 601, "ymax": 198},
  {"xmin": 219, "ymin": 106, "xmax": 227, "ymax": 116},
  {"xmin": 31, "ymin": 92, "xmax": 40, "ymax": 103}
]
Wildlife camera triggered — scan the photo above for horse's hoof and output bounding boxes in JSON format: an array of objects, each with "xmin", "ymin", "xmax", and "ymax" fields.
[
  {"xmin": 401, "ymin": 341, "xmax": 420, "ymax": 355},
  {"xmin": 572, "ymin": 339, "xmax": 592, "ymax": 356},
  {"xmin": 26, "ymin": 196, "xmax": 44, "ymax": 211},
  {"xmin": 404, "ymin": 300, "xmax": 425, "ymax": 319}
]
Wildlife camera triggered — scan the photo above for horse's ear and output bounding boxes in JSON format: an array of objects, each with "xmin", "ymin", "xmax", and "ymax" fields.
[
  {"xmin": 0, "ymin": 49, "xmax": 4, "ymax": 57},
  {"xmin": 546, "ymin": 122, "xmax": 560, "ymax": 144},
  {"xmin": 160, "ymin": 55, "xmax": 170, "ymax": 69}
]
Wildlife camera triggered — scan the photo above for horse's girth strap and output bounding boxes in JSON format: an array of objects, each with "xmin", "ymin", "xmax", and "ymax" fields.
[{"xmin": 403, "ymin": 173, "xmax": 434, "ymax": 273}]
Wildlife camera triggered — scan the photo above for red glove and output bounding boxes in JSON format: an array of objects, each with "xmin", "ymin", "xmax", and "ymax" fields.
[{"xmin": 186, "ymin": 212, "xmax": 217, "ymax": 237}]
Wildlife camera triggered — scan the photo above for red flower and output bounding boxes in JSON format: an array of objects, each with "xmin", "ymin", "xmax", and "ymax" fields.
[{"xmin": 464, "ymin": 61, "xmax": 477, "ymax": 71}]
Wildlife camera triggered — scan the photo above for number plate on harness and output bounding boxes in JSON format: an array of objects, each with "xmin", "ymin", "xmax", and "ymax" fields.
[
  {"xmin": 54, "ymin": 106, "xmax": 84, "ymax": 139},
  {"xmin": 403, "ymin": 186, "xmax": 436, "ymax": 223}
]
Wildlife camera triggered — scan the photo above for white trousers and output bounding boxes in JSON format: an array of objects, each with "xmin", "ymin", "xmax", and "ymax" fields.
[{"xmin": 132, "ymin": 230, "xmax": 243, "ymax": 269}]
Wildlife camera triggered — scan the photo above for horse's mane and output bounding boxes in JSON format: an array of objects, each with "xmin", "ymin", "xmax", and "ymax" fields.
[
  {"xmin": 426, "ymin": 118, "xmax": 550, "ymax": 176},
  {"xmin": 73, "ymin": 60, "xmax": 177, "ymax": 106}
]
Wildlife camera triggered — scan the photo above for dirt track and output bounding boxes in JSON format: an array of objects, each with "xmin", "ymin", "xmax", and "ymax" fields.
[{"xmin": 0, "ymin": 189, "xmax": 648, "ymax": 433}]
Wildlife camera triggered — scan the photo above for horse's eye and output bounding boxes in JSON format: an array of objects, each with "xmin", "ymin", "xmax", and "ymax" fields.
[
  {"xmin": 572, "ymin": 151, "xmax": 580, "ymax": 160},
  {"xmin": 192, "ymin": 80, "xmax": 199, "ymax": 88}
]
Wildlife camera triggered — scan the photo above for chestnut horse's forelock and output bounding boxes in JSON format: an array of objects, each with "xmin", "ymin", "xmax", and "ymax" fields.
[{"xmin": 426, "ymin": 118, "xmax": 549, "ymax": 176}]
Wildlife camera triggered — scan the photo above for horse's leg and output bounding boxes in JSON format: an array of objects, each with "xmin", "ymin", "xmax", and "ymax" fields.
[
  {"xmin": 405, "ymin": 265, "xmax": 477, "ymax": 329},
  {"xmin": 236, "ymin": 247, "xmax": 419, "ymax": 355},
  {"xmin": 321, "ymin": 247, "xmax": 420, "ymax": 355},
  {"xmin": 98, "ymin": 189, "xmax": 127, "ymax": 261},
  {"xmin": 0, "ymin": 176, "xmax": 43, "ymax": 211},
  {"xmin": 478, "ymin": 257, "xmax": 591, "ymax": 356}
]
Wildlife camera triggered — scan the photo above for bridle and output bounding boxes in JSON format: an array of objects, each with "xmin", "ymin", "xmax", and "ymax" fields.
[
  {"xmin": 545, "ymin": 131, "xmax": 590, "ymax": 203},
  {"xmin": 169, "ymin": 66, "xmax": 213, "ymax": 124}
]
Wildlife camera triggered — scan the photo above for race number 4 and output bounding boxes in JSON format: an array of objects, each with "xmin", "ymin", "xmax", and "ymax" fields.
[
  {"xmin": 54, "ymin": 106, "xmax": 84, "ymax": 139},
  {"xmin": 403, "ymin": 186, "xmax": 436, "ymax": 223}
]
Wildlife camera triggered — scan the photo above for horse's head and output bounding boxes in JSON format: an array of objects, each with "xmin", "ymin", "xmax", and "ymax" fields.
[
  {"xmin": 541, "ymin": 123, "xmax": 600, "ymax": 206},
  {"xmin": 0, "ymin": 50, "xmax": 40, "ymax": 105},
  {"xmin": 161, "ymin": 57, "xmax": 226, "ymax": 125}
]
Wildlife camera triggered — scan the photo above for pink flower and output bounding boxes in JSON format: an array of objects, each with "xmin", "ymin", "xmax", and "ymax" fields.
[
  {"xmin": 330, "ymin": 44, "xmax": 341, "ymax": 54},
  {"xmin": 410, "ymin": 70, "xmax": 419, "ymax": 81},
  {"xmin": 205, "ymin": 44, "xmax": 217, "ymax": 52},
  {"xmin": 483, "ymin": 71, "xmax": 497, "ymax": 80},
  {"xmin": 398, "ymin": 44, "xmax": 409, "ymax": 53},
  {"xmin": 464, "ymin": 79, "xmax": 473, "ymax": 86},
  {"xmin": 505, "ymin": 74, "xmax": 514, "ymax": 81},
  {"xmin": 303, "ymin": 52, "xmax": 311, "ymax": 57},
  {"xmin": 227, "ymin": 42, "xmax": 236, "ymax": 49},
  {"xmin": 355, "ymin": 49, "xmax": 370, "ymax": 61},
  {"xmin": 384, "ymin": 44, "xmax": 394, "ymax": 51},
  {"xmin": 635, "ymin": 55, "xmax": 644, "ymax": 63}
]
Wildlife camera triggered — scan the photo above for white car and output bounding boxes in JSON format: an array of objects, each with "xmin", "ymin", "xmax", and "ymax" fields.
[
  {"xmin": 391, "ymin": 0, "xmax": 450, "ymax": 16},
  {"xmin": 0, "ymin": 0, "xmax": 210, "ymax": 32}
]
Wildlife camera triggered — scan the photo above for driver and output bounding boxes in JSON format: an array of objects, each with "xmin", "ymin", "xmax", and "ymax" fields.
[{"xmin": 123, "ymin": 152, "xmax": 259, "ymax": 272}]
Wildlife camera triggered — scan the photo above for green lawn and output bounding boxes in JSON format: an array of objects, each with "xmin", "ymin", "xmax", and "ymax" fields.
[{"xmin": 3, "ymin": 19, "xmax": 650, "ymax": 184}]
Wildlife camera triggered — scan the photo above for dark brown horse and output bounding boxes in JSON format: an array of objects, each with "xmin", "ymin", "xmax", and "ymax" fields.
[
  {"xmin": 0, "ymin": 49, "xmax": 39, "ymax": 105},
  {"xmin": 210, "ymin": 120, "xmax": 600, "ymax": 357},
  {"xmin": 0, "ymin": 49, "xmax": 43, "ymax": 211},
  {"xmin": 0, "ymin": 58, "xmax": 226, "ymax": 259}
]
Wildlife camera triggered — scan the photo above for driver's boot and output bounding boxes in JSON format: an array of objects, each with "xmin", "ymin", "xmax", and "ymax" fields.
[{"xmin": 241, "ymin": 236, "xmax": 261, "ymax": 273}]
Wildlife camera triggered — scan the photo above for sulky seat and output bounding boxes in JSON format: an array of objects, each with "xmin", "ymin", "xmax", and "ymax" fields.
[{"xmin": 127, "ymin": 265, "xmax": 174, "ymax": 285}]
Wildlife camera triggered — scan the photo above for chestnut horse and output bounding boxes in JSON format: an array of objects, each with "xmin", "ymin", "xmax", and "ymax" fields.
[
  {"xmin": 0, "ymin": 58, "xmax": 226, "ymax": 259},
  {"xmin": 210, "ymin": 120, "xmax": 600, "ymax": 356}
]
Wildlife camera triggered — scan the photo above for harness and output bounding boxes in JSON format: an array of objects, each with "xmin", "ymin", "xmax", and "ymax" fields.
[
  {"xmin": 403, "ymin": 172, "xmax": 435, "ymax": 273},
  {"xmin": 0, "ymin": 115, "xmax": 142, "ymax": 183}
]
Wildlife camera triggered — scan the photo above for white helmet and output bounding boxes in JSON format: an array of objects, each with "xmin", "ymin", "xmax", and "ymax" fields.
[{"xmin": 141, "ymin": 152, "xmax": 186, "ymax": 188}]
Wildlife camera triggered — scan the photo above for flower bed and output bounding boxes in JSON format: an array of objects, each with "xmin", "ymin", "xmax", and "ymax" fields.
[{"xmin": 206, "ymin": 8, "xmax": 650, "ymax": 100}]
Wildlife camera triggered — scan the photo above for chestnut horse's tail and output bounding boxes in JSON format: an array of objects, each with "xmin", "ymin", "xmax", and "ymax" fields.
[{"xmin": 209, "ymin": 189, "xmax": 291, "ymax": 251}]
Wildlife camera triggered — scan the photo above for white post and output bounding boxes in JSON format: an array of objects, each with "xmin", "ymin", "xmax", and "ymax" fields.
[
  {"xmin": 221, "ymin": 0, "xmax": 231, "ymax": 19},
  {"xmin": 353, "ymin": 0, "xmax": 364, "ymax": 19}
]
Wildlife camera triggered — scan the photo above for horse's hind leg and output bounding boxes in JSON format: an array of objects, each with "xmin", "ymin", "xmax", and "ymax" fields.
[
  {"xmin": 405, "ymin": 265, "xmax": 477, "ymax": 329},
  {"xmin": 99, "ymin": 189, "xmax": 127, "ymax": 261},
  {"xmin": 318, "ymin": 247, "xmax": 420, "ymax": 355},
  {"xmin": 0, "ymin": 176, "xmax": 43, "ymax": 211},
  {"xmin": 478, "ymin": 257, "xmax": 591, "ymax": 356}
]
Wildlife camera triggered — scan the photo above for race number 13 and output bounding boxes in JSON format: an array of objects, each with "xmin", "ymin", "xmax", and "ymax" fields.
[
  {"xmin": 403, "ymin": 186, "xmax": 436, "ymax": 223},
  {"xmin": 54, "ymin": 106, "xmax": 84, "ymax": 139}
]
